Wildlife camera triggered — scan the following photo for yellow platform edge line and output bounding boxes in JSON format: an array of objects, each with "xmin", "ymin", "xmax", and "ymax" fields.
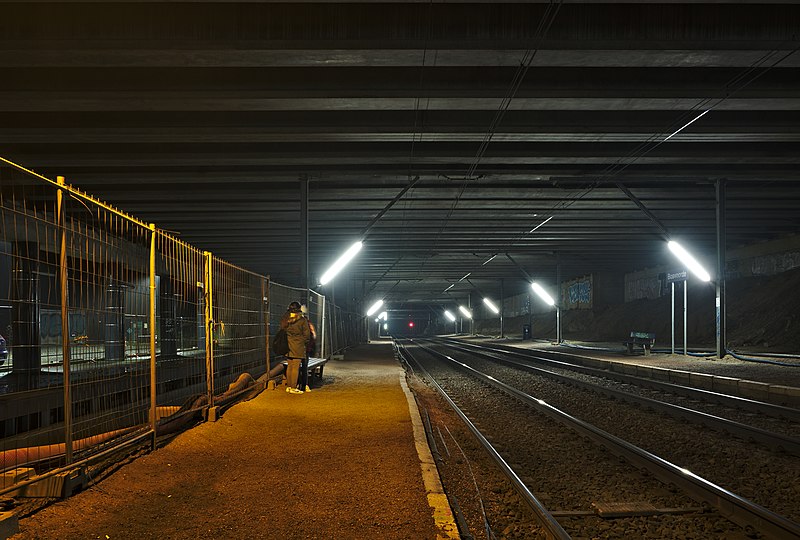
[{"xmin": 399, "ymin": 371, "xmax": 461, "ymax": 540}]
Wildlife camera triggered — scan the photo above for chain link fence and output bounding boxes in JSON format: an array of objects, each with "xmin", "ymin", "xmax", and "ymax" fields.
[{"xmin": 0, "ymin": 157, "xmax": 363, "ymax": 497}]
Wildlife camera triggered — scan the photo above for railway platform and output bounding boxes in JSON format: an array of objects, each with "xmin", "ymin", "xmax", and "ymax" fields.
[{"xmin": 8, "ymin": 342, "xmax": 459, "ymax": 540}]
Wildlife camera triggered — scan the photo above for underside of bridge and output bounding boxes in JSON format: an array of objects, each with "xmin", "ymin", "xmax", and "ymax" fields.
[{"xmin": 1, "ymin": 2, "xmax": 798, "ymax": 308}]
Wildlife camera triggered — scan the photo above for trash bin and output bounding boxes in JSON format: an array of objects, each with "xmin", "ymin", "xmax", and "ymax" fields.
[{"xmin": 522, "ymin": 324, "xmax": 531, "ymax": 340}]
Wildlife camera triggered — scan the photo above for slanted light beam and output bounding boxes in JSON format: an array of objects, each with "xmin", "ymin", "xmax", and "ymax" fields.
[
  {"xmin": 668, "ymin": 241, "xmax": 711, "ymax": 282},
  {"xmin": 366, "ymin": 299, "xmax": 384, "ymax": 317},
  {"xmin": 319, "ymin": 240, "xmax": 363, "ymax": 286},
  {"xmin": 531, "ymin": 282, "xmax": 555, "ymax": 306}
]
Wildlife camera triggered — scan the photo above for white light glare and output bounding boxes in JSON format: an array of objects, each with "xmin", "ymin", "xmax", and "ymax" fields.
[
  {"xmin": 383, "ymin": 323, "xmax": 388, "ymax": 330},
  {"xmin": 668, "ymin": 241, "xmax": 711, "ymax": 282},
  {"xmin": 531, "ymin": 282, "xmax": 555, "ymax": 306},
  {"xmin": 458, "ymin": 305, "xmax": 473, "ymax": 319},
  {"xmin": 444, "ymin": 310, "xmax": 456, "ymax": 322},
  {"xmin": 319, "ymin": 241, "xmax": 363, "ymax": 285},
  {"xmin": 664, "ymin": 110, "xmax": 710, "ymax": 142},
  {"xmin": 379, "ymin": 311, "xmax": 387, "ymax": 321},
  {"xmin": 483, "ymin": 297, "xmax": 500, "ymax": 314},
  {"xmin": 366, "ymin": 299, "xmax": 384, "ymax": 317}
]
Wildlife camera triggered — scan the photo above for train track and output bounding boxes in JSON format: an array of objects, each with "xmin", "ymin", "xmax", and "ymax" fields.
[
  {"xmin": 398, "ymin": 339, "xmax": 800, "ymax": 540},
  {"xmin": 430, "ymin": 337, "xmax": 800, "ymax": 453}
]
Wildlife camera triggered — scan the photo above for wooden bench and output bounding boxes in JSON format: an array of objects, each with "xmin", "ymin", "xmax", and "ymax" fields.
[
  {"xmin": 623, "ymin": 332, "xmax": 656, "ymax": 355},
  {"xmin": 281, "ymin": 357, "xmax": 329, "ymax": 381}
]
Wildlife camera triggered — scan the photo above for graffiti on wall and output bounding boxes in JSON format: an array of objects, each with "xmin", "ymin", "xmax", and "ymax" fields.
[
  {"xmin": 39, "ymin": 311, "xmax": 89, "ymax": 345},
  {"xmin": 624, "ymin": 276, "xmax": 662, "ymax": 302},
  {"xmin": 563, "ymin": 275, "xmax": 592, "ymax": 310},
  {"xmin": 569, "ymin": 281, "xmax": 591, "ymax": 304},
  {"xmin": 751, "ymin": 251, "xmax": 800, "ymax": 276}
]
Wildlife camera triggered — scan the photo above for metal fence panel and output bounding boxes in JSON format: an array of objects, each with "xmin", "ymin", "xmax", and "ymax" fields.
[
  {"xmin": 1, "ymin": 157, "xmax": 363, "ymax": 496},
  {"xmin": 210, "ymin": 258, "xmax": 268, "ymax": 399},
  {"xmin": 1, "ymin": 165, "xmax": 152, "ymax": 486},
  {"xmin": 153, "ymin": 234, "xmax": 208, "ymax": 415}
]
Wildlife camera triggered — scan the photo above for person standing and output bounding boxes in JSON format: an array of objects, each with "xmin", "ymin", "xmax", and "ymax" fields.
[
  {"xmin": 300, "ymin": 305, "xmax": 317, "ymax": 392},
  {"xmin": 280, "ymin": 301, "xmax": 310, "ymax": 394}
]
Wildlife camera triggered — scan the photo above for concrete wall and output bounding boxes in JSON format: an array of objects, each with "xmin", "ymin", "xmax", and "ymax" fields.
[{"xmin": 625, "ymin": 234, "xmax": 800, "ymax": 302}]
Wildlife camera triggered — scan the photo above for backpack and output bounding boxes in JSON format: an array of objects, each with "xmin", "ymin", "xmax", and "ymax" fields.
[{"xmin": 272, "ymin": 328, "xmax": 289, "ymax": 356}]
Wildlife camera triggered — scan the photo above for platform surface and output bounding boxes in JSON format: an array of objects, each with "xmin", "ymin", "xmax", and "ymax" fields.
[{"xmin": 9, "ymin": 343, "xmax": 449, "ymax": 540}]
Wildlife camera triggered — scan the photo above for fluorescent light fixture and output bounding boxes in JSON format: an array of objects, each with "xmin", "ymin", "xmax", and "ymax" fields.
[
  {"xmin": 458, "ymin": 305, "xmax": 473, "ymax": 319},
  {"xmin": 531, "ymin": 282, "xmax": 555, "ymax": 306},
  {"xmin": 379, "ymin": 311, "xmax": 387, "ymax": 321},
  {"xmin": 457, "ymin": 272, "xmax": 471, "ymax": 282},
  {"xmin": 443, "ymin": 284, "xmax": 455, "ymax": 293},
  {"xmin": 319, "ymin": 240, "xmax": 363, "ymax": 285},
  {"xmin": 483, "ymin": 297, "xmax": 500, "ymax": 314},
  {"xmin": 668, "ymin": 241, "xmax": 711, "ymax": 282},
  {"xmin": 444, "ymin": 310, "xmax": 456, "ymax": 322},
  {"xmin": 664, "ymin": 109, "xmax": 709, "ymax": 142},
  {"xmin": 366, "ymin": 299, "xmax": 384, "ymax": 317},
  {"xmin": 528, "ymin": 215, "xmax": 553, "ymax": 234}
]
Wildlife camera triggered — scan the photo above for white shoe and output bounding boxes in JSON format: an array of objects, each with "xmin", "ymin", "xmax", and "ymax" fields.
[
  {"xmin": 304, "ymin": 386, "xmax": 312, "ymax": 393},
  {"xmin": 288, "ymin": 388, "xmax": 304, "ymax": 394}
]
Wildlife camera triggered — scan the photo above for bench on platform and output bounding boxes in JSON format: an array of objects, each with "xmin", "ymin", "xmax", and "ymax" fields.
[
  {"xmin": 623, "ymin": 332, "xmax": 656, "ymax": 355},
  {"xmin": 281, "ymin": 357, "xmax": 329, "ymax": 381}
]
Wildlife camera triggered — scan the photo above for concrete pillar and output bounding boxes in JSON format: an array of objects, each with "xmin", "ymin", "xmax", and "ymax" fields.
[
  {"xmin": 160, "ymin": 277, "xmax": 178, "ymax": 359},
  {"xmin": 12, "ymin": 241, "xmax": 41, "ymax": 389},
  {"xmin": 197, "ymin": 284, "xmax": 206, "ymax": 351},
  {"xmin": 104, "ymin": 280, "xmax": 125, "ymax": 361}
]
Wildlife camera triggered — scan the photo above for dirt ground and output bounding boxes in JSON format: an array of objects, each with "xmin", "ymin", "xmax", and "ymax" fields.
[{"xmin": 10, "ymin": 344, "xmax": 441, "ymax": 540}]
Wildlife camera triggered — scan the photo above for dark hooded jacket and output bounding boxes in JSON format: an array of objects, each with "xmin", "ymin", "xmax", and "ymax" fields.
[{"xmin": 280, "ymin": 308, "xmax": 310, "ymax": 359}]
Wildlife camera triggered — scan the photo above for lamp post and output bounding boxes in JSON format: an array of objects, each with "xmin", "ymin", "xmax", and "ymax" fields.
[
  {"xmin": 667, "ymin": 240, "xmax": 711, "ymax": 356},
  {"xmin": 444, "ymin": 309, "xmax": 457, "ymax": 334},
  {"xmin": 531, "ymin": 281, "xmax": 558, "ymax": 342},
  {"xmin": 458, "ymin": 305, "xmax": 472, "ymax": 334}
]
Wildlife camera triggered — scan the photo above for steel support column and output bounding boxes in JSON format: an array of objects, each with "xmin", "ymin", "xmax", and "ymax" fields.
[
  {"xmin": 300, "ymin": 175, "xmax": 309, "ymax": 299},
  {"xmin": 499, "ymin": 278, "xmax": 505, "ymax": 338},
  {"xmin": 556, "ymin": 259, "xmax": 562, "ymax": 343},
  {"xmin": 716, "ymin": 180, "xmax": 727, "ymax": 359},
  {"xmin": 468, "ymin": 293, "xmax": 473, "ymax": 335}
]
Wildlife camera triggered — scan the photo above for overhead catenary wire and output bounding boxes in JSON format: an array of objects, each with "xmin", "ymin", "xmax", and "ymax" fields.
[
  {"xmin": 365, "ymin": 0, "xmax": 436, "ymax": 302},
  {"xmin": 521, "ymin": 43, "xmax": 800, "ymax": 249},
  {"xmin": 422, "ymin": 1, "xmax": 564, "ymax": 272},
  {"xmin": 435, "ymin": 39, "xmax": 800, "ymax": 291}
]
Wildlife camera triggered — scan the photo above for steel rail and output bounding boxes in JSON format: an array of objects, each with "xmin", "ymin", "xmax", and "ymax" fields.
[
  {"xmin": 396, "ymin": 340, "xmax": 571, "ymax": 540},
  {"xmin": 436, "ymin": 337, "xmax": 800, "ymax": 423},
  {"xmin": 408, "ymin": 339, "xmax": 800, "ymax": 540},
  {"xmin": 427, "ymin": 338, "xmax": 800, "ymax": 457}
]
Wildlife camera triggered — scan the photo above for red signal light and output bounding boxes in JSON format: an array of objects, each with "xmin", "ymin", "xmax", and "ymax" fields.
[{"xmin": 408, "ymin": 321, "xmax": 414, "ymax": 328}]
